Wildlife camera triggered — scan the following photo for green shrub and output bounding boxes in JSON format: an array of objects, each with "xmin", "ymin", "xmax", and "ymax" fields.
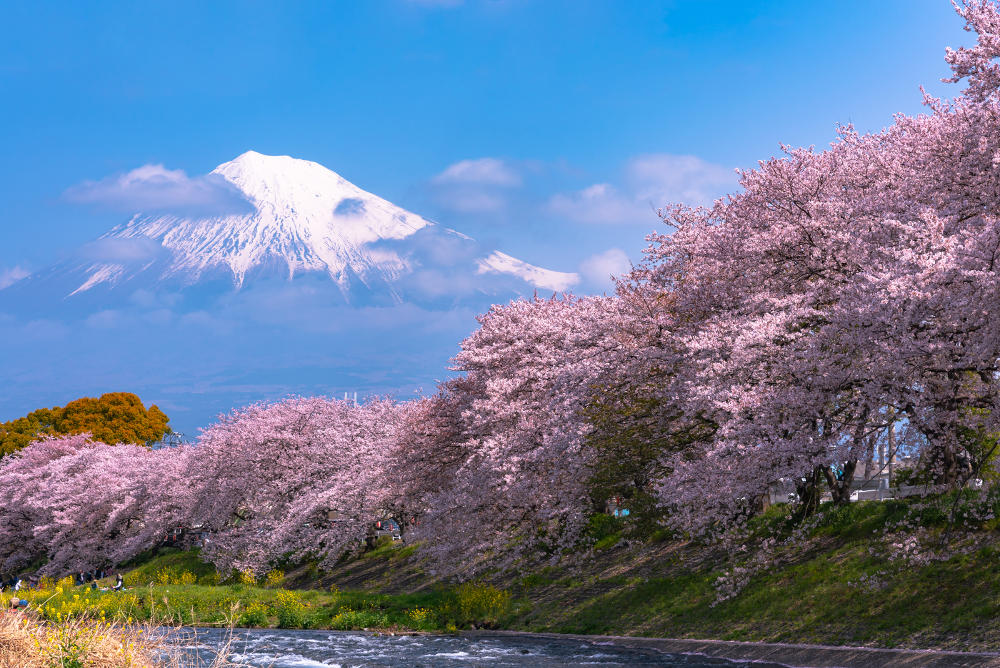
[
  {"xmin": 329, "ymin": 607, "xmax": 389, "ymax": 630},
  {"xmin": 198, "ymin": 572, "xmax": 221, "ymax": 586},
  {"xmin": 520, "ymin": 573, "xmax": 555, "ymax": 590},
  {"xmin": 585, "ymin": 513, "xmax": 622, "ymax": 543},
  {"xmin": 151, "ymin": 567, "xmax": 198, "ymax": 586},
  {"xmin": 265, "ymin": 569, "xmax": 284, "ymax": 588},
  {"xmin": 238, "ymin": 601, "xmax": 270, "ymax": 627},
  {"xmin": 445, "ymin": 583, "xmax": 511, "ymax": 628},
  {"xmin": 406, "ymin": 606, "xmax": 438, "ymax": 631},
  {"xmin": 594, "ymin": 533, "xmax": 621, "ymax": 550},
  {"xmin": 272, "ymin": 590, "xmax": 309, "ymax": 628}
]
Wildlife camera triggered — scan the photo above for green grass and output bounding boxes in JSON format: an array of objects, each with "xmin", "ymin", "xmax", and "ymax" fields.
[
  {"xmin": 506, "ymin": 498, "xmax": 1000, "ymax": 650},
  {"xmin": 361, "ymin": 539, "xmax": 418, "ymax": 562},
  {"xmin": 21, "ymin": 550, "xmax": 511, "ymax": 633},
  {"xmin": 24, "ymin": 495, "xmax": 1000, "ymax": 650},
  {"xmin": 118, "ymin": 547, "xmax": 218, "ymax": 586}
]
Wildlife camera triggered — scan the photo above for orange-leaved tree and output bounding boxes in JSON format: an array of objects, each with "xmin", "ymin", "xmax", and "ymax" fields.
[{"xmin": 0, "ymin": 392, "xmax": 170, "ymax": 458}]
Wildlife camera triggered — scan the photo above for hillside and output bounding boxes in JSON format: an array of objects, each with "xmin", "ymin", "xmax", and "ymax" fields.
[
  {"xmin": 308, "ymin": 497, "xmax": 1000, "ymax": 651},
  {"xmin": 107, "ymin": 496, "xmax": 1000, "ymax": 652}
]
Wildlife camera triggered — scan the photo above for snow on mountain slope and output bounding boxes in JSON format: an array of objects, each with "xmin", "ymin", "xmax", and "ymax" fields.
[
  {"xmin": 61, "ymin": 151, "xmax": 578, "ymax": 300},
  {"xmin": 476, "ymin": 251, "xmax": 577, "ymax": 292}
]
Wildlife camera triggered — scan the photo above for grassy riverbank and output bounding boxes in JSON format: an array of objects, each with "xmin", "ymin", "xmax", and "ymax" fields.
[
  {"xmin": 504, "ymin": 498, "xmax": 1000, "ymax": 651},
  {"xmin": 17, "ymin": 495, "xmax": 1000, "ymax": 652},
  {"xmin": 309, "ymin": 495, "xmax": 1000, "ymax": 651},
  {"xmin": 17, "ymin": 555, "xmax": 509, "ymax": 633}
]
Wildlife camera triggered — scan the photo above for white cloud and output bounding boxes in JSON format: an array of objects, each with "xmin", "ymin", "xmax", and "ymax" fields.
[
  {"xmin": 85, "ymin": 309, "xmax": 123, "ymax": 329},
  {"xmin": 129, "ymin": 289, "xmax": 182, "ymax": 309},
  {"xmin": 435, "ymin": 190, "xmax": 507, "ymax": 213},
  {"xmin": 0, "ymin": 266, "xmax": 29, "ymax": 289},
  {"xmin": 409, "ymin": 269, "xmax": 479, "ymax": 298},
  {"xmin": 433, "ymin": 158, "xmax": 521, "ymax": 187},
  {"xmin": 549, "ymin": 183, "xmax": 649, "ymax": 225},
  {"xmin": 628, "ymin": 154, "xmax": 733, "ymax": 208},
  {"xmin": 579, "ymin": 248, "xmax": 631, "ymax": 286},
  {"xmin": 430, "ymin": 158, "xmax": 521, "ymax": 213},
  {"xmin": 20, "ymin": 319, "xmax": 71, "ymax": 341},
  {"xmin": 65, "ymin": 164, "xmax": 253, "ymax": 216},
  {"xmin": 369, "ymin": 225, "xmax": 479, "ymax": 267},
  {"xmin": 548, "ymin": 154, "xmax": 735, "ymax": 225}
]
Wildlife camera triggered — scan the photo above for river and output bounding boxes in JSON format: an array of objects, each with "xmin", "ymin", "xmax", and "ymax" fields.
[{"xmin": 160, "ymin": 627, "xmax": 788, "ymax": 667}]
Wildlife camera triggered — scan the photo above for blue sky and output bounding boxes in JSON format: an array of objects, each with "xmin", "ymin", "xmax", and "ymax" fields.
[
  {"xmin": 0, "ymin": 0, "xmax": 967, "ymax": 275},
  {"xmin": 0, "ymin": 0, "xmax": 974, "ymax": 431}
]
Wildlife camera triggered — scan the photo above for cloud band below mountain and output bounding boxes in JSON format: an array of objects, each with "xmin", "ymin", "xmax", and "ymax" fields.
[{"xmin": 65, "ymin": 164, "xmax": 254, "ymax": 217}]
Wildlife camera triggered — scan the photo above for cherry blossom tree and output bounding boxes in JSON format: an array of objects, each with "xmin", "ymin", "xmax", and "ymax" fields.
[
  {"xmin": 270, "ymin": 397, "xmax": 421, "ymax": 570},
  {"xmin": 636, "ymin": 0, "xmax": 1000, "ymax": 533},
  {"xmin": 0, "ymin": 434, "xmax": 99, "ymax": 576},
  {"xmin": 404, "ymin": 295, "xmax": 635, "ymax": 573},
  {"xmin": 31, "ymin": 441, "xmax": 157, "ymax": 574},
  {"xmin": 106, "ymin": 443, "xmax": 197, "ymax": 566},
  {"xmin": 945, "ymin": 0, "xmax": 1000, "ymax": 103},
  {"xmin": 0, "ymin": 433, "xmax": 196, "ymax": 576},
  {"xmin": 185, "ymin": 396, "xmax": 414, "ymax": 573}
]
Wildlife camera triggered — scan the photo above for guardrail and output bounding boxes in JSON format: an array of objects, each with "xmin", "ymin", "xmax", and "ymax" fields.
[{"xmin": 766, "ymin": 482, "xmax": 934, "ymax": 505}]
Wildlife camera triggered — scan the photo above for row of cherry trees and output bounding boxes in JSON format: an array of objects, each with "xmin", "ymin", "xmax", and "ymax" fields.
[
  {"xmin": 3, "ymin": 0, "xmax": 1000, "ymax": 578},
  {"xmin": 0, "ymin": 399, "xmax": 421, "ymax": 577},
  {"xmin": 646, "ymin": 0, "xmax": 1000, "ymax": 535}
]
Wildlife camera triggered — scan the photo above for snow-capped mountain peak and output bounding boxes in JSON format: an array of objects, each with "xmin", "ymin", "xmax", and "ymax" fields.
[{"xmin": 54, "ymin": 151, "xmax": 578, "ymax": 300}]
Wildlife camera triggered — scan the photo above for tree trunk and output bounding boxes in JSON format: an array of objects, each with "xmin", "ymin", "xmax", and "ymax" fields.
[
  {"xmin": 795, "ymin": 467, "xmax": 824, "ymax": 516},
  {"xmin": 823, "ymin": 459, "xmax": 857, "ymax": 505}
]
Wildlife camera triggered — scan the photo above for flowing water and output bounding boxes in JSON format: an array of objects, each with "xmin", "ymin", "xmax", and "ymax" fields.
[{"xmin": 161, "ymin": 627, "xmax": 788, "ymax": 667}]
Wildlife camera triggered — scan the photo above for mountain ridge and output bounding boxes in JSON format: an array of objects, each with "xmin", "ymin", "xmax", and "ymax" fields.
[{"xmin": 12, "ymin": 151, "xmax": 578, "ymax": 303}]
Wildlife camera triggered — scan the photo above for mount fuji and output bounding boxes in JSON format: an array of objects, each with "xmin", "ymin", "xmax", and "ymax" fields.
[
  {"xmin": 8, "ymin": 151, "xmax": 577, "ymax": 306},
  {"xmin": 0, "ymin": 152, "xmax": 583, "ymax": 433}
]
